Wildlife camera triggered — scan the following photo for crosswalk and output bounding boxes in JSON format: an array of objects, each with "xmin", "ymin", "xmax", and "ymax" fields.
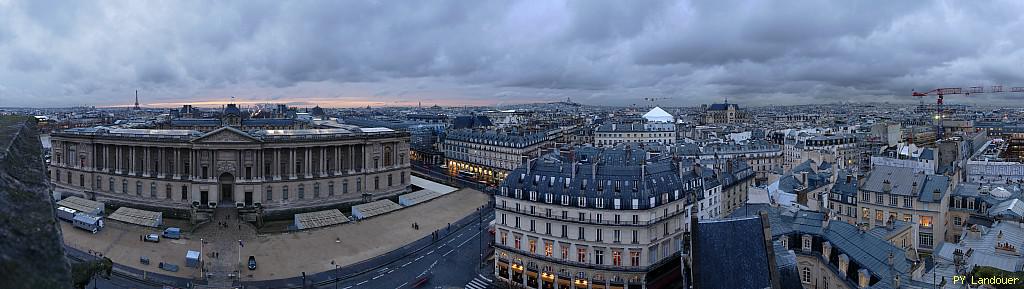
[{"xmin": 465, "ymin": 274, "xmax": 493, "ymax": 289}]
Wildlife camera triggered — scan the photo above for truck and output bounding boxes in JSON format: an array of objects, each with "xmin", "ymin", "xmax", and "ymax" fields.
[
  {"xmin": 163, "ymin": 227, "xmax": 181, "ymax": 239},
  {"xmin": 57, "ymin": 206, "xmax": 77, "ymax": 222},
  {"xmin": 72, "ymin": 213, "xmax": 104, "ymax": 234}
]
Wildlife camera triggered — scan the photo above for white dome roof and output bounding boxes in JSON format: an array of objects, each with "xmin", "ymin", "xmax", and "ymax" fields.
[
  {"xmin": 990, "ymin": 186, "xmax": 1012, "ymax": 199},
  {"xmin": 643, "ymin": 106, "xmax": 674, "ymax": 123}
]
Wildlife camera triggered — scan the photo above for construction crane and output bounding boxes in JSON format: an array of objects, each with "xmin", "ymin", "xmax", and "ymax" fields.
[
  {"xmin": 912, "ymin": 85, "xmax": 1024, "ymax": 139},
  {"xmin": 640, "ymin": 97, "xmax": 672, "ymax": 108}
]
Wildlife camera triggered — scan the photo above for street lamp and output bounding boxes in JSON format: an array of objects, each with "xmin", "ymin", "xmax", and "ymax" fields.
[
  {"xmin": 199, "ymin": 238, "xmax": 204, "ymax": 278},
  {"xmin": 332, "ymin": 260, "xmax": 339, "ymax": 289}
]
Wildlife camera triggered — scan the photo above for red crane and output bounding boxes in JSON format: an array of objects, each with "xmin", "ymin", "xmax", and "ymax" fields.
[{"xmin": 912, "ymin": 85, "xmax": 1024, "ymax": 140}]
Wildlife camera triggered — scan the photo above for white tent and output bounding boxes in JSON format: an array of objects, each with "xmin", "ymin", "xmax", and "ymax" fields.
[{"xmin": 642, "ymin": 106, "xmax": 674, "ymax": 123}]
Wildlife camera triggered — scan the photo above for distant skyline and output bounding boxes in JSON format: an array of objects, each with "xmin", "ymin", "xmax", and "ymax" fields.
[{"xmin": 2, "ymin": 0, "xmax": 1024, "ymax": 108}]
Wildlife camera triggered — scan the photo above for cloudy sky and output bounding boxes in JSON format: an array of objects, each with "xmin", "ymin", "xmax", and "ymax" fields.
[{"xmin": 1, "ymin": 0, "xmax": 1023, "ymax": 108}]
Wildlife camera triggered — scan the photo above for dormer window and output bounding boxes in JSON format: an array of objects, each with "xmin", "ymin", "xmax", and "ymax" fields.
[
  {"xmin": 564, "ymin": 178, "xmax": 571, "ymax": 189},
  {"xmin": 529, "ymin": 191, "xmax": 537, "ymax": 201},
  {"xmin": 545, "ymin": 193, "xmax": 553, "ymax": 204},
  {"xmin": 578, "ymin": 197, "xmax": 587, "ymax": 208},
  {"xmin": 561, "ymin": 195, "xmax": 570, "ymax": 205}
]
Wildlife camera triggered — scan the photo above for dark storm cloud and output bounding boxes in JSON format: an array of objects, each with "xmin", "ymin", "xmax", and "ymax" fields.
[{"xmin": 0, "ymin": 0, "xmax": 1023, "ymax": 107}]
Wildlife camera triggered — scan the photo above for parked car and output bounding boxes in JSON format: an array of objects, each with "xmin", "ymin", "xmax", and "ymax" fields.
[
  {"xmin": 247, "ymin": 256, "xmax": 256, "ymax": 270},
  {"xmin": 144, "ymin": 233, "xmax": 160, "ymax": 243}
]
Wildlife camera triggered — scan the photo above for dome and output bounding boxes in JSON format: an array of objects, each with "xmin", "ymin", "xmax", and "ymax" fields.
[
  {"xmin": 990, "ymin": 186, "xmax": 1012, "ymax": 199},
  {"xmin": 642, "ymin": 106, "xmax": 674, "ymax": 123}
]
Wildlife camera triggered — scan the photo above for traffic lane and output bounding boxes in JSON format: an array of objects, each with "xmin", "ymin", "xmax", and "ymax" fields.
[{"xmin": 321, "ymin": 215, "xmax": 492, "ymax": 289}]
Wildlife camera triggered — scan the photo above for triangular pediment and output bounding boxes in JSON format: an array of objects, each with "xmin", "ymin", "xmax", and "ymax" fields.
[{"xmin": 193, "ymin": 126, "xmax": 260, "ymax": 143}]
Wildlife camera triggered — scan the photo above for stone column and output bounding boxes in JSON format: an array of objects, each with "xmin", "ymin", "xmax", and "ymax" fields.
[
  {"xmin": 290, "ymin": 148, "xmax": 296, "ymax": 179},
  {"xmin": 129, "ymin": 146, "xmax": 135, "ymax": 176},
  {"xmin": 320, "ymin": 147, "xmax": 326, "ymax": 176},
  {"xmin": 158, "ymin": 147, "xmax": 164, "ymax": 178},
  {"xmin": 305, "ymin": 148, "xmax": 312, "ymax": 178},
  {"xmin": 142, "ymin": 147, "xmax": 149, "ymax": 177},
  {"xmin": 274, "ymin": 148, "xmax": 280, "ymax": 180}
]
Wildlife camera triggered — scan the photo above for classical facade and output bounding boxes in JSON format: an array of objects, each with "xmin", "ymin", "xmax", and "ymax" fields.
[
  {"xmin": 48, "ymin": 125, "xmax": 411, "ymax": 212},
  {"xmin": 594, "ymin": 123, "xmax": 675, "ymax": 147},
  {"xmin": 494, "ymin": 146, "xmax": 715, "ymax": 289},
  {"xmin": 443, "ymin": 128, "xmax": 559, "ymax": 185}
]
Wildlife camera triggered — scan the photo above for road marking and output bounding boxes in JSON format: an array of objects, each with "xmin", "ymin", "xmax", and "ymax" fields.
[
  {"xmin": 402, "ymin": 261, "xmax": 412, "ymax": 267},
  {"xmin": 426, "ymin": 250, "xmax": 435, "ymax": 255},
  {"xmin": 456, "ymin": 232, "xmax": 464, "ymax": 238},
  {"xmin": 342, "ymin": 286, "xmax": 352, "ymax": 289},
  {"xmin": 414, "ymin": 256, "xmax": 424, "ymax": 261},
  {"xmin": 429, "ymin": 260, "xmax": 438, "ymax": 269},
  {"xmin": 397, "ymin": 281, "xmax": 408, "ymax": 288},
  {"xmin": 478, "ymin": 273, "xmax": 493, "ymax": 282},
  {"xmin": 443, "ymin": 249, "xmax": 455, "ymax": 256},
  {"xmin": 457, "ymin": 231, "xmax": 481, "ymax": 247},
  {"xmin": 372, "ymin": 274, "xmax": 384, "ymax": 280},
  {"xmin": 356, "ymin": 280, "xmax": 367, "ymax": 285},
  {"xmin": 387, "ymin": 269, "xmax": 394, "ymax": 274}
]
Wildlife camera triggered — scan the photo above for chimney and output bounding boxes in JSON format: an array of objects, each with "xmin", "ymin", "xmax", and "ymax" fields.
[
  {"xmin": 822, "ymin": 212, "xmax": 830, "ymax": 229},
  {"xmin": 760, "ymin": 211, "xmax": 782, "ymax": 289},
  {"xmin": 678, "ymin": 160, "xmax": 684, "ymax": 179},
  {"xmin": 822, "ymin": 241, "xmax": 832, "ymax": 260},
  {"xmin": 689, "ymin": 209, "xmax": 700, "ymax": 289},
  {"xmin": 858, "ymin": 269, "xmax": 871, "ymax": 288},
  {"xmin": 800, "ymin": 171, "xmax": 809, "ymax": 187},
  {"xmin": 911, "ymin": 181, "xmax": 918, "ymax": 194},
  {"xmin": 882, "ymin": 180, "xmax": 892, "ymax": 192},
  {"xmin": 838, "ymin": 254, "xmax": 849, "ymax": 278}
]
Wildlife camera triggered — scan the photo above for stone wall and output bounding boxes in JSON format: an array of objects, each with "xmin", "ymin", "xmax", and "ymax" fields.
[{"xmin": 0, "ymin": 116, "xmax": 72, "ymax": 288}]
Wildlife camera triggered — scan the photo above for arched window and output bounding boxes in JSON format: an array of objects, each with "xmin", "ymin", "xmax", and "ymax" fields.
[
  {"xmin": 122, "ymin": 180, "xmax": 128, "ymax": 193},
  {"xmin": 298, "ymin": 184, "xmax": 305, "ymax": 199},
  {"xmin": 356, "ymin": 179, "xmax": 362, "ymax": 192},
  {"xmin": 109, "ymin": 177, "xmax": 114, "ymax": 192},
  {"xmin": 374, "ymin": 176, "xmax": 380, "ymax": 190},
  {"xmin": 313, "ymin": 182, "xmax": 320, "ymax": 198},
  {"xmin": 150, "ymin": 182, "xmax": 157, "ymax": 197},
  {"xmin": 265, "ymin": 186, "xmax": 273, "ymax": 201},
  {"xmin": 165, "ymin": 184, "xmax": 172, "ymax": 199},
  {"xmin": 282, "ymin": 186, "xmax": 289, "ymax": 200},
  {"xmin": 342, "ymin": 180, "xmax": 349, "ymax": 194},
  {"xmin": 328, "ymin": 181, "xmax": 335, "ymax": 196},
  {"xmin": 388, "ymin": 174, "xmax": 393, "ymax": 187},
  {"xmin": 136, "ymin": 181, "xmax": 142, "ymax": 196},
  {"xmin": 383, "ymin": 146, "xmax": 393, "ymax": 167}
]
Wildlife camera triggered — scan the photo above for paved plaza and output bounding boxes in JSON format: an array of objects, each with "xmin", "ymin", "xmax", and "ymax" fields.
[{"xmin": 61, "ymin": 188, "xmax": 490, "ymax": 282}]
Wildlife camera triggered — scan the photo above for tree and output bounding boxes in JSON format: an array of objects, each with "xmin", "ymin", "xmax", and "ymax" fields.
[{"xmin": 71, "ymin": 257, "xmax": 113, "ymax": 289}]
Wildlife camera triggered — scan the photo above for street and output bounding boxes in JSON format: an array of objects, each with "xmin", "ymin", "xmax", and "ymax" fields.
[{"xmin": 315, "ymin": 210, "xmax": 495, "ymax": 289}]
